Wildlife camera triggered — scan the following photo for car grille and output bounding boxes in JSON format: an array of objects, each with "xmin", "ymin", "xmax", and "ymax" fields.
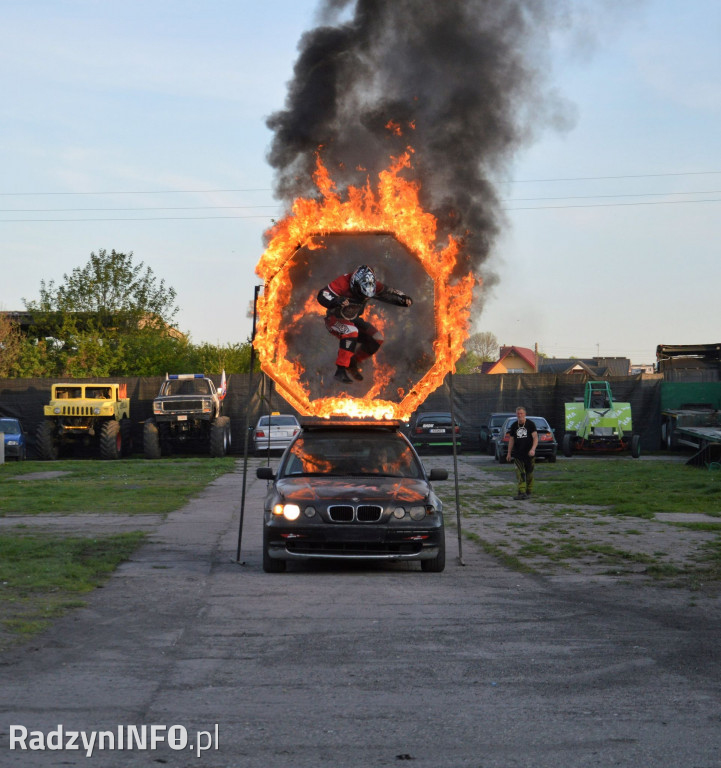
[
  {"xmin": 328, "ymin": 504, "xmax": 383, "ymax": 523},
  {"xmin": 357, "ymin": 505, "xmax": 383, "ymax": 522},
  {"xmin": 328, "ymin": 505, "xmax": 354, "ymax": 522},
  {"xmin": 57, "ymin": 406, "xmax": 97, "ymax": 416},
  {"xmin": 287, "ymin": 541, "xmax": 421, "ymax": 556},
  {"xmin": 162, "ymin": 399, "xmax": 204, "ymax": 411}
]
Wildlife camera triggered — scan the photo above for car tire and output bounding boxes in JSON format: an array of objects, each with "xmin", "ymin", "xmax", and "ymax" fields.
[
  {"xmin": 421, "ymin": 527, "xmax": 446, "ymax": 573},
  {"xmin": 35, "ymin": 420, "xmax": 59, "ymax": 461},
  {"xmin": 487, "ymin": 441, "xmax": 495, "ymax": 456},
  {"xmin": 631, "ymin": 434, "xmax": 642, "ymax": 459},
  {"xmin": 210, "ymin": 417, "xmax": 230, "ymax": 457},
  {"xmin": 143, "ymin": 418, "xmax": 162, "ymax": 460},
  {"xmin": 263, "ymin": 528, "xmax": 286, "ymax": 573},
  {"xmin": 562, "ymin": 433, "xmax": 575, "ymax": 458},
  {"xmin": 548, "ymin": 451, "xmax": 557, "ymax": 463},
  {"xmin": 99, "ymin": 420, "xmax": 122, "ymax": 460}
]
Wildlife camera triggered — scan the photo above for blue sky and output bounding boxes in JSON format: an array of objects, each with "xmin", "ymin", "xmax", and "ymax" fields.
[{"xmin": 2, "ymin": 0, "xmax": 719, "ymax": 365}]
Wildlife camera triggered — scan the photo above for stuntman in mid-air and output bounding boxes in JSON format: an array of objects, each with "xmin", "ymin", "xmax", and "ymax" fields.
[{"xmin": 317, "ymin": 264, "xmax": 413, "ymax": 383}]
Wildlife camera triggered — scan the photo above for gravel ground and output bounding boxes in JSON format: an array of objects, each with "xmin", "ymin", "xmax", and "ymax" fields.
[{"xmin": 427, "ymin": 453, "xmax": 721, "ymax": 591}]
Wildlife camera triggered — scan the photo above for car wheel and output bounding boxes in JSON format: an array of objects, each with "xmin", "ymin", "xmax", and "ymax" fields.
[
  {"xmin": 421, "ymin": 527, "xmax": 446, "ymax": 573},
  {"xmin": 143, "ymin": 418, "xmax": 162, "ymax": 460},
  {"xmin": 35, "ymin": 420, "xmax": 58, "ymax": 461},
  {"xmin": 99, "ymin": 420, "xmax": 122, "ymax": 460},
  {"xmin": 547, "ymin": 451, "xmax": 557, "ymax": 463},
  {"xmin": 210, "ymin": 417, "xmax": 230, "ymax": 457},
  {"xmin": 263, "ymin": 528, "xmax": 286, "ymax": 573},
  {"xmin": 631, "ymin": 434, "xmax": 642, "ymax": 459},
  {"xmin": 562, "ymin": 433, "xmax": 575, "ymax": 458},
  {"xmin": 487, "ymin": 441, "xmax": 495, "ymax": 456}
]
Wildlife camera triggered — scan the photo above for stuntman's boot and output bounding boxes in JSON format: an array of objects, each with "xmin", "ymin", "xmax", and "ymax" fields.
[
  {"xmin": 347, "ymin": 357, "xmax": 363, "ymax": 381},
  {"xmin": 334, "ymin": 365, "xmax": 352, "ymax": 383}
]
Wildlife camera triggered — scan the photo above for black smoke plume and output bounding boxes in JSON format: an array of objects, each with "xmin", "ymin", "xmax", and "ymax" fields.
[
  {"xmin": 263, "ymin": 0, "xmax": 572, "ymax": 399},
  {"xmin": 267, "ymin": 0, "xmax": 569, "ymax": 282}
]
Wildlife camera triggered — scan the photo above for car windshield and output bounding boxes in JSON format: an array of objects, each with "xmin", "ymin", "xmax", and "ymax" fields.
[
  {"xmin": 86, "ymin": 386, "xmax": 112, "ymax": 399},
  {"xmin": 418, "ymin": 414, "xmax": 452, "ymax": 427},
  {"xmin": 0, "ymin": 419, "xmax": 20, "ymax": 432},
  {"xmin": 258, "ymin": 415, "xmax": 298, "ymax": 428},
  {"xmin": 491, "ymin": 415, "xmax": 511, "ymax": 427},
  {"xmin": 55, "ymin": 386, "xmax": 82, "ymax": 399},
  {"xmin": 164, "ymin": 378, "xmax": 211, "ymax": 396},
  {"xmin": 281, "ymin": 432, "xmax": 422, "ymax": 479},
  {"xmin": 504, "ymin": 417, "xmax": 550, "ymax": 431}
]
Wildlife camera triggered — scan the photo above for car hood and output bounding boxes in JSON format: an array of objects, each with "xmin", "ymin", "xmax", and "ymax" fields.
[{"xmin": 275, "ymin": 476, "xmax": 431, "ymax": 504}]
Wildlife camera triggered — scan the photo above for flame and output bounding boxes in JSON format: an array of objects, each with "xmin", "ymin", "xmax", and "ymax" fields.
[{"xmin": 255, "ymin": 150, "xmax": 478, "ymax": 420}]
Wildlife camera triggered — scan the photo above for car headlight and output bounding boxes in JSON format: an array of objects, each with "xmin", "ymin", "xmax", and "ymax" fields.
[
  {"xmin": 93, "ymin": 407, "xmax": 101, "ymax": 415},
  {"xmin": 273, "ymin": 503, "xmax": 301, "ymax": 521},
  {"xmin": 53, "ymin": 407, "xmax": 61, "ymax": 414},
  {"xmin": 393, "ymin": 507, "xmax": 407, "ymax": 519},
  {"xmin": 409, "ymin": 506, "xmax": 427, "ymax": 521}
]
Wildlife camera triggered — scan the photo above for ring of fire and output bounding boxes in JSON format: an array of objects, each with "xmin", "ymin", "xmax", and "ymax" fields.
[{"xmin": 254, "ymin": 151, "xmax": 477, "ymax": 421}]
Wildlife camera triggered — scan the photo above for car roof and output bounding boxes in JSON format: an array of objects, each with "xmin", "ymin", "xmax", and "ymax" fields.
[
  {"xmin": 503, "ymin": 415, "xmax": 550, "ymax": 426},
  {"xmin": 415, "ymin": 411, "xmax": 453, "ymax": 420},
  {"xmin": 299, "ymin": 418, "xmax": 402, "ymax": 433}
]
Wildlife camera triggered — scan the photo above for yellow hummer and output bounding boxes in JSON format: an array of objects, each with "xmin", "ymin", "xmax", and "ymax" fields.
[{"xmin": 35, "ymin": 383, "xmax": 131, "ymax": 460}]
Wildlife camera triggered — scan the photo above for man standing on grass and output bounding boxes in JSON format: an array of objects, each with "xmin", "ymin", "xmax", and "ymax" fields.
[{"xmin": 506, "ymin": 406, "xmax": 538, "ymax": 500}]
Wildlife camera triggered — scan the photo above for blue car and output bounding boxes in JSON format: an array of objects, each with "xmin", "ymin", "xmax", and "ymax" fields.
[{"xmin": 1, "ymin": 417, "xmax": 27, "ymax": 461}]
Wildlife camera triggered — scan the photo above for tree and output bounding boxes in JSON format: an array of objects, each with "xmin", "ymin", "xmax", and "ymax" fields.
[
  {"xmin": 19, "ymin": 249, "xmax": 182, "ymax": 377},
  {"xmin": 24, "ymin": 249, "xmax": 179, "ymax": 331},
  {"xmin": 464, "ymin": 331, "xmax": 499, "ymax": 362},
  {"xmin": 0, "ymin": 313, "xmax": 23, "ymax": 376},
  {"xmin": 456, "ymin": 331, "xmax": 499, "ymax": 373}
]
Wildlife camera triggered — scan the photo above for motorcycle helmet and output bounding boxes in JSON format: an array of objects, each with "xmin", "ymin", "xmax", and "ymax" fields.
[{"xmin": 350, "ymin": 265, "xmax": 376, "ymax": 299}]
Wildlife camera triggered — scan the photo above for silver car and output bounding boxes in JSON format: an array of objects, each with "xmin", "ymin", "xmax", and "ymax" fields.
[{"xmin": 253, "ymin": 413, "xmax": 300, "ymax": 454}]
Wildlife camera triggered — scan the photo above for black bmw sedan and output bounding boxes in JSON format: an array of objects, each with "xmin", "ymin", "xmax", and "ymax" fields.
[{"xmin": 257, "ymin": 420, "xmax": 448, "ymax": 573}]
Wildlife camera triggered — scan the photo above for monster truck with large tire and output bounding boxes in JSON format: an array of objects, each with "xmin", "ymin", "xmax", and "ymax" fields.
[
  {"xmin": 35, "ymin": 383, "xmax": 132, "ymax": 460},
  {"xmin": 144, "ymin": 374, "xmax": 231, "ymax": 458}
]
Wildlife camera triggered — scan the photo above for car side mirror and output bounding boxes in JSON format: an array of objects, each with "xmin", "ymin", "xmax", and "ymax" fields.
[
  {"xmin": 256, "ymin": 466, "xmax": 275, "ymax": 480},
  {"xmin": 428, "ymin": 468, "xmax": 448, "ymax": 481}
]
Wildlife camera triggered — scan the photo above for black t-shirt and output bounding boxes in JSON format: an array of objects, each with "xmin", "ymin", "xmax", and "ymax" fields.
[{"xmin": 508, "ymin": 418, "xmax": 537, "ymax": 458}]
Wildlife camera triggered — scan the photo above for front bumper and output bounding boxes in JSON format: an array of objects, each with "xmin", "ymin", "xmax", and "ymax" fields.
[
  {"xmin": 154, "ymin": 413, "xmax": 212, "ymax": 423},
  {"xmin": 3, "ymin": 442, "xmax": 23, "ymax": 458},
  {"xmin": 265, "ymin": 522, "xmax": 443, "ymax": 562}
]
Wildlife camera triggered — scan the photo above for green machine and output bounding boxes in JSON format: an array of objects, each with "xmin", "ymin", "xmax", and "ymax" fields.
[{"xmin": 562, "ymin": 381, "xmax": 640, "ymax": 458}]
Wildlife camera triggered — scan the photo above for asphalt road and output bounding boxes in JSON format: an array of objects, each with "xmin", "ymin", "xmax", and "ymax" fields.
[{"xmin": 1, "ymin": 458, "xmax": 720, "ymax": 768}]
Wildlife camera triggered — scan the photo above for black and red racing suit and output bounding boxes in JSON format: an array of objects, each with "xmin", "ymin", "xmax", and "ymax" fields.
[{"xmin": 317, "ymin": 273, "xmax": 412, "ymax": 368}]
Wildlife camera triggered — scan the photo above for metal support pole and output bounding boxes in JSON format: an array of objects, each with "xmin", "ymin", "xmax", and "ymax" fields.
[
  {"xmin": 236, "ymin": 284, "xmax": 261, "ymax": 563},
  {"xmin": 449, "ymin": 373, "xmax": 465, "ymax": 565}
]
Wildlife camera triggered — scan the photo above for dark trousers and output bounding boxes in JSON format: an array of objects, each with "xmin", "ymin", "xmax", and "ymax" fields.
[{"xmin": 513, "ymin": 455, "xmax": 535, "ymax": 494}]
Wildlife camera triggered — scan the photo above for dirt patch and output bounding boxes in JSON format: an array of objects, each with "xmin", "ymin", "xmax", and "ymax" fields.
[
  {"xmin": 433, "ymin": 455, "xmax": 721, "ymax": 590},
  {"xmin": 5, "ymin": 470, "xmax": 71, "ymax": 481},
  {"xmin": 0, "ymin": 513, "xmax": 163, "ymax": 533}
]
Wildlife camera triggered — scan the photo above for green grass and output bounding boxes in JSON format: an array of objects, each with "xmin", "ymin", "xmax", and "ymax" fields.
[
  {"xmin": 481, "ymin": 458, "xmax": 721, "ymax": 518},
  {"xmin": 0, "ymin": 532, "xmax": 146, "ymax": 645},
  {"xmin": 0, "ymin": 457, "xmax": 236, "ymax": 516},
  {"xmin": 0, "ymin": 457, "xmax": 237, "ymax": 645},
  {"xmin": 441, "ymin": 457, "xmax": 721, "ymax": 586}
]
